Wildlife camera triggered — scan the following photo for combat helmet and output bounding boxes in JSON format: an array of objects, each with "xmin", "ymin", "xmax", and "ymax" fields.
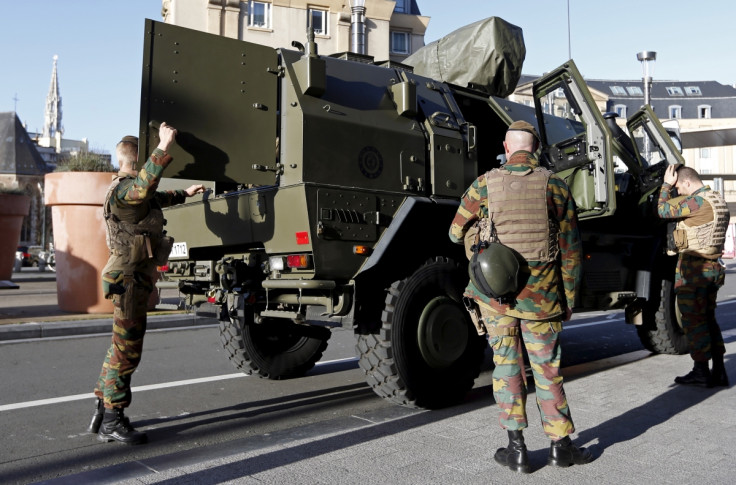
[{"xmin": 468, "ymin": 242, "xmax": 521, "ymax": 302}]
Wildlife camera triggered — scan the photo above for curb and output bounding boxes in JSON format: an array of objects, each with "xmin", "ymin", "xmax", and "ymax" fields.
[{"xmin": 0, "ymin": 314, "xmax": 217, "ymax": 341}]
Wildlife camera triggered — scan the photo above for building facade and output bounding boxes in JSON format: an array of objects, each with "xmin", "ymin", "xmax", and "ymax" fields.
[
  {"xmin": 511, "ymin": 75, "xmax": 736, "ymax": 195},
  {"xmin": 161, "ymin": 0, "xmax": 429, "ymax": 62},
  {"xmin": 0, "ymin": 112, "xmax": 50, "ymax": 247}
]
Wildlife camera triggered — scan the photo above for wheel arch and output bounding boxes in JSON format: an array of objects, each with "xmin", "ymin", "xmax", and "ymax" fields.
[{"xmin": 353, "ymin": 196, "xmax": 467, "ymax": 330}]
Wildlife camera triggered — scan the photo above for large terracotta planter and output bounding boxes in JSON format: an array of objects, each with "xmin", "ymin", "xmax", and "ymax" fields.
[
  {"xmin": 0, "ymin": 193, "xmax": 31, "ymax": 281},
  {"xmin": 45, "ymin": 172, "xmax": 115, "ymax": 313}
]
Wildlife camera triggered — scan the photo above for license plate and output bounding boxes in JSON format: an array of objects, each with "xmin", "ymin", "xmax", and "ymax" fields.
[{"xmin": 169, "ymin": 242, "xmax": 188, "ymax": 259}]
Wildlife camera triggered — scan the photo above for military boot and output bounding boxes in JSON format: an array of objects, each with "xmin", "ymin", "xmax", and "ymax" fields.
[
  {"xmin": 97, "ymin": 408, "xmax": 147, "ymax": 445},
  {"xmin": 86, "ymin": 398, "xmax": 105, "ymax": 434},
  {"xmin": 709, "ymin": 354, "xmax": 730, "ymax": 388},
  {"xmin": 494, "ymin": 430, "xmax": 530, "ymax": 474},
  {"xmin": 674, "ymin": 361, "xmax": 710, "ymax": 387},
  {"xmin": 547, "ymin": 435, "xmax": 593, "ymax": 467}
]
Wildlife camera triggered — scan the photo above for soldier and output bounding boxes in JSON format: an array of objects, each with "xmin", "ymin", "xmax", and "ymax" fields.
[
  {"xmin": 657, "ymin": 164, "xmax": 730, "ymax": 387},
  {"xmin": 87, "ymin": 122, "xmax": 205, "ymax": 445},
  {"xmin": 449, "ymin": 120, "xmax": 592, "ymax": 473}
]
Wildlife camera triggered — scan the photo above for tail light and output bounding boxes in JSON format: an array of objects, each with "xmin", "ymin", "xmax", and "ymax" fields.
[{"xmin": 287, "ymin": 254, "xmax": 312, "ymax": 269}]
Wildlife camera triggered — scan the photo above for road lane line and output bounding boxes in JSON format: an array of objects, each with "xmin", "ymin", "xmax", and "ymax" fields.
[{"xmin": 0, "ymin": 357, "xmax": 358, "ymax": 412}]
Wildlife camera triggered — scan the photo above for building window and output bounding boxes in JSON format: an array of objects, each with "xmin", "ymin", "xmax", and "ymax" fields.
[
  {"xmin": 391, "ymin": 31, "xmax": 410, "ymax": 54},
  {"xmin": 394, "ymin": 0, "xmax": 408, "ymax": 13},
  {"xmin": 669, "ymin": 105, "xmax": 682, "ymax": 119},
  {"xmin": 614, "ymin": 104, "xmax": 627, "ymax": 118},
  {"xmin": 626, "ymin": 86, "xmax": 643, "ymax": 96},
  {"xmin": 248, "ymin": 1, "xmax": 271, "ymax": 28},
  {"xmin": 610, "ymin": 86, "xmax": 627, "ymax": 96},
  {"xmin": 666, "ymin": 86, "xmax": 683, "ymax": 96},
  {"xmin": 698, "ymin": 105, "xmax": 712, "ymax": 119},
  {"xmin": 700, "ymin": 148, "xmax": 711, "ymax": 158},
  {"xmin": 308, "ymin": 8, "xmax": 328, "ymax": 36},
  {"xmin": 684, "ymin": 86, "xmax": 702, "ymax": 96}
]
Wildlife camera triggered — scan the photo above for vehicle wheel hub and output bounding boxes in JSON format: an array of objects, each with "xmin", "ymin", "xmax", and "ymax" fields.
[{"xmin": 417, "ymin": 296, "xmax": 468, "ymax": 369}]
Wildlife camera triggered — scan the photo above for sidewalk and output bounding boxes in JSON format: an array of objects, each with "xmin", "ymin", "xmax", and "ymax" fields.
[
  {"xmin": 0, "ymin": 268, "xmax": 212, "ymax": 340},
  {"xmin": 42, "ymin": 342, "xmax": 736, "ymax": 484}
]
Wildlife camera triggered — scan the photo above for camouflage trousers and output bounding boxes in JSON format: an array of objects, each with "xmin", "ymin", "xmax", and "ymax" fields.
[
  {"xmin": 481, "ymin": 309, "xmax": 574, "ymax": 440},
  {"xmin": 94, "ymin": 274, "xmax": 151, "ymax": 409},
  {"xmin": 675, "ymin": 254, "xmax": 726, "ymax": 362}
]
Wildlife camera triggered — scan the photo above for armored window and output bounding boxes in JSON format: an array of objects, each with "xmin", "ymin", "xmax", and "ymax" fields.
[
  {"xmin": 669, "ymin": 105, "xmax": 682, "ymax": 119},
  {"xmin": 614, "ymin": 104, "xmax": 627, "ymax": 118},
  {"xmin": 685, "ymin": 86, "xmax": 702, "ymax": 95},
  {"xmin": 666, "ymin": 86, "xmax": 683, "ymax": 96},
  {"xmin": 391, "ymin": 31, "xmax": 410, "ymax": 54},
  {"xmin": 248, "ymin": 1, "xmax": 271, "ymax": 28},
  {"xmin": 395, "ymin": 0, "xmax": 408, "ymax": 13},
  {"xmin": 626, "ymin": 86, "xmax": 643, "ymax": 96},
  {"xmin": 308, "ymin": 8, "xmax": 328, "ymax": 36},
  {"xmin": 610, "ymin": 86, "xmax": 627, "ymax": 96},
  {"xmin": 698, "ymin": 105, "xmax": 712, "ymax": 119}
]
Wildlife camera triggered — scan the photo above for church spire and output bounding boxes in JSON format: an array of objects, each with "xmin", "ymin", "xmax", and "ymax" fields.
[{"xmin": 42, "ymin": 55, "xmax": 63, "ymax": 139}]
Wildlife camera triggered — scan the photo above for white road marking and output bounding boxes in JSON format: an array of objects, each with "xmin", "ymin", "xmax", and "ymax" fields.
[{"xmin": 0, "ymin": 357, "xmax": 358, "ymax": 412}]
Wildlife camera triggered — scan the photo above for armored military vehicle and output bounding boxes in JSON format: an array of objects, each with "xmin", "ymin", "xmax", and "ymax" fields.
[{"xmin": 140, "ymin": 18, "xmax": 686, "ymax": 408}]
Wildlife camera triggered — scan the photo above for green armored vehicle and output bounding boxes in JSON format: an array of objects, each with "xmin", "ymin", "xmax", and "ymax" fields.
[{"xmin": 140, "ymin": 18, "xmax": 686, "ymax": 408}]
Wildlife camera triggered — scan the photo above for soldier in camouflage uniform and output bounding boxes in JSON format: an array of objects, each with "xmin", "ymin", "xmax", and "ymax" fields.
[
  {"xmin": 657, "ymin": 164, "xmax": 730, "ymax": 388},
  {"xmin": 87, "ymin": 122, "xmax": 204, "ymax": 445},
  {"xmin": 449, "ymin": 121, "xmax": 592, "ymax": 473}
]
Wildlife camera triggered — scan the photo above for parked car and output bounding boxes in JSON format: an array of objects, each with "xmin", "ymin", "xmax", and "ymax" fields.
[
  {"xmin": 16, "ymin": 246, "xmax": 32, "ymax": 267},
  {"xmin": 17, "ymin": 245, "xmax": 46, "ymax": 268}
]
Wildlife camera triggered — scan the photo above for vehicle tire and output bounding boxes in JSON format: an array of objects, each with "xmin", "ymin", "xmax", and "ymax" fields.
[
  {"xmin": 356, "ymin": 257, "xmax": 486, "ymax": 408},
  {"xmin": 636, "ymin": 277, "xmax": 688, "ymax": 355},
  {"xmin": 219, "ymin": 294, "xmax": 331, "ymax": 379}
]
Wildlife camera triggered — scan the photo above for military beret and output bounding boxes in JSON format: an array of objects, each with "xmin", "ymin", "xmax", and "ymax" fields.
[
  {"xmin": 118, "ymin": 135, "xmax": 138, "ymax": 146},
  {"xmin": 507, "ymin": 120, "xmax": 539, "ymax": 141}
]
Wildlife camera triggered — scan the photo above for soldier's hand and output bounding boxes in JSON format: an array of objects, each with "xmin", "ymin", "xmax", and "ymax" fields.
[
  {"xmin": 663, "ymin": 164, "xmax": 679, "ymax": 186},
  {"xmin": 184, "ymin": 184, "xmax": 205, "ymax": 197},
  {"xmin": 157, "ymin": 122, "xmax": 178, "ymax": 153}
]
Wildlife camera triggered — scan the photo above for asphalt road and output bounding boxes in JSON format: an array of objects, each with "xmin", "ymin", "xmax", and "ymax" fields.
[{"xmin": 1, "ymin": 265, "xmax": 736, "ymax": 483}]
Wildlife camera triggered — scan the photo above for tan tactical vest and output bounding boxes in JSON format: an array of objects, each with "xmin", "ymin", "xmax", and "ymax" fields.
[
  {"xmin": 104, "ymin": 176, "xmax": 170, "ymax": 271},
  {"xmin": 485, "ymin": 167, "xmax": 558, "ymax": 262},
  {"xmin": 676, "ymin": 189, "xmax": 730, "ymax": 257}
]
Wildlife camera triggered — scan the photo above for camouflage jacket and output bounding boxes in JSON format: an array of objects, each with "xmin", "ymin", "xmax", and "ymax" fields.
[
  {"xmin": 448, "ymin": 151, "xmax": 582, "ymax": 320},
  {"xmin": 102, "ymin": 148, "xmax": 188, "ymax": 295},
  {"xmin": 110, "ymin": 148, "xmax": 187, "ymax": 213}
]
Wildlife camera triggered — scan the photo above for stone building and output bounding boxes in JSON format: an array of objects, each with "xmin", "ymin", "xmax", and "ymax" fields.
[
  {"xmin": 161, "ymin": 0, "xmax": 429, "ymax": 62},
  {"xmin": 0, "ymin": 111, "xmax": 49, "ymax": 247}
]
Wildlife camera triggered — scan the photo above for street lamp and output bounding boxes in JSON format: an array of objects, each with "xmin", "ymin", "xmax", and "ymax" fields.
[
  {"xmin": 637, "ymin": 51, "xmax": 657, "ymax": 107},
  {"xmin": 350, "ymin": 0, "xmax": 366, "ymax": 55}
]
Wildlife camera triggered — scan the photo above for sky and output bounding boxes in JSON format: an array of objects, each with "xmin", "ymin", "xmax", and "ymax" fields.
[{"xmin": 1, "ymin": 1, "xmax": 735, "ymax": 166}]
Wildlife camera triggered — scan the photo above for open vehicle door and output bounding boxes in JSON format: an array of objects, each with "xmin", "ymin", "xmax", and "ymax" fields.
[
  {"xmin": 626, "ymin": 105, "xmax": 686, "ymax": 196},
  {"xmin": 532, "ymin": 60, "xmax": 616, "ymax": 220}
]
